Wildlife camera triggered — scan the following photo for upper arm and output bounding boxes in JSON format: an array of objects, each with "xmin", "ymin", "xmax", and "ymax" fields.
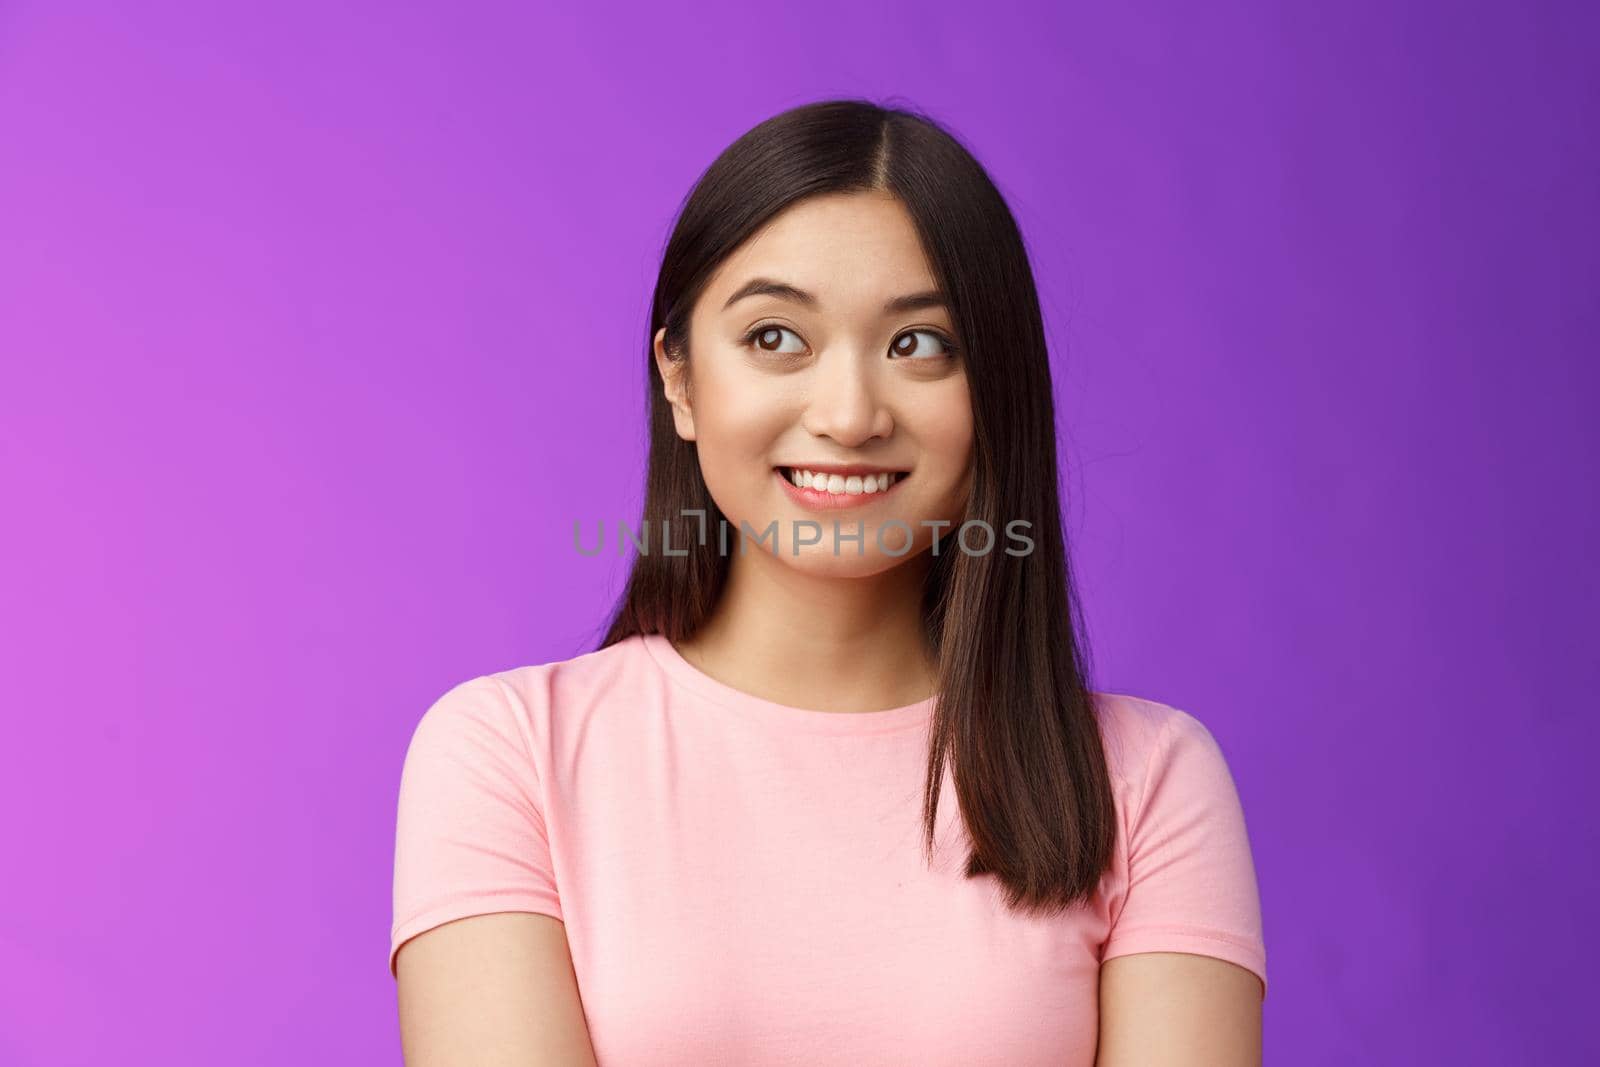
[
  {"xmin": 1096, "ymin": 951, "xmax": 1262, "ymax": 1066},
  {"xmin": 391, "ymin": 674, "xmax": 592, "ymax": 1063},
  {"xmin": 1096, "ymin": 705, "xmax": 1268, "ymax": 1062},
  {"xmin": 396, "ymin": 911, "xmax": 597, "ymax": 1066}
]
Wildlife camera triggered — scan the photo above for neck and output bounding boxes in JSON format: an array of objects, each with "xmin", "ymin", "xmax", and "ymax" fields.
[{"xmin": 674, "ymin": 546, "xmax": 937, "ymax": 713}]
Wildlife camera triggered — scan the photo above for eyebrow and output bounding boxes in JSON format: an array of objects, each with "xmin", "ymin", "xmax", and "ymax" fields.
[{"xmin": 721, "ymin": 277, "xmax": 948, "ymax": 316}]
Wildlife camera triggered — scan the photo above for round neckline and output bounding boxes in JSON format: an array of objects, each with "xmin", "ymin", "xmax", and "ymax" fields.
[{"xmin": 638, "ymin": 632, "xmax": 937, "ymax": 735}]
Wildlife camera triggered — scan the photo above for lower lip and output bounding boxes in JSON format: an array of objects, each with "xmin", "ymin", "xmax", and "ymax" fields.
[{"xmin": 774, "ymin": 468, "xmax": 909, "ymax": 511}]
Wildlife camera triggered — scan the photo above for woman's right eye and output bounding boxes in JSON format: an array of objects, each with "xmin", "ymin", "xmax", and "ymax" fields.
[{"xmin": 742, "ymin": 324, "xmax": 806, "ymax": 355}]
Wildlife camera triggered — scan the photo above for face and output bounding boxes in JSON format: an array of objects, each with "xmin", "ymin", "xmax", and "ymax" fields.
[{"xmin": 653, "ymin": 190, "xmax": 974, "ymax": 576}]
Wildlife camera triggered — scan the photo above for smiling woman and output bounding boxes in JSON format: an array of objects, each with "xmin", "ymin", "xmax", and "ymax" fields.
[
  {"xmin": 651, "ymin": 190, "xmax": 976, "ymax": 570},
  {"xmin": 391, "ymin": 98, "xmax": 1266, "ymax": 1066}
]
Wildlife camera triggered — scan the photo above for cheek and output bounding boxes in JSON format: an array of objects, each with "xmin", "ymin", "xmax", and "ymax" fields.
[
  {"xmin": 906, "ymin": 383, "xmax": 974, "ymax": 519},
  {"xmin": 916, "ymin": 380, "xmax": 975, "ymax": 472},
  {"xmin": 689, "ymin": 366, "xmax": 792, "ymax": 497}
]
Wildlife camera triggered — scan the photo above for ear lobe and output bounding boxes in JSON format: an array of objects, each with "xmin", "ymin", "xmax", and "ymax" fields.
[
  {"xmin": 653, "ymin": 328, "xmax": 697, "ymax": 442},
  {"xmin": 669, "ymin": 387, "xmax": 697, "ymax": 443}
]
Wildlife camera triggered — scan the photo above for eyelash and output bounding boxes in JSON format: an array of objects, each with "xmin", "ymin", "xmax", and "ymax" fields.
[{"xmin": 739, "ymin": 323, "xmax": 962, "ymax": 361}]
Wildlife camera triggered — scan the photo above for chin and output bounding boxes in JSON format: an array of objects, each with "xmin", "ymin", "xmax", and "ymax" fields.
[{"xmin": 781, "ymin": 544, "xmax": 918, "ymax": 578}]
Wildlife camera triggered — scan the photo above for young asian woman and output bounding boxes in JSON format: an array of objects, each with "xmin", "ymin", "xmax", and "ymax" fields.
[{"xmin": 391, "ymin": 98, "xmax": 1267, "ymax": 1066}]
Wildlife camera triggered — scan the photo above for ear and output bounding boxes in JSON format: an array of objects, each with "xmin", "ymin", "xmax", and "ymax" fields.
[{"xmin": 653, "ymin": 326, "xmax": 697, "ymax": 442}]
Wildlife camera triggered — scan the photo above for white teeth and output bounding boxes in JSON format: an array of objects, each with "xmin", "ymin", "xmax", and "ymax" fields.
[{"xmin": 784, "ymin": 469, "xmax": 900, "ymax": 494}]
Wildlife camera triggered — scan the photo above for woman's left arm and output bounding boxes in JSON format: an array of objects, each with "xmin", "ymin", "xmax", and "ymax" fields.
[
  {"xmin": 1095, "ymin": 950, "xmax": 1264, "ymax": 1066},
  {"xmin": 1095, "ymin": 703, "xmax": 1269, "ymax": 1064}
]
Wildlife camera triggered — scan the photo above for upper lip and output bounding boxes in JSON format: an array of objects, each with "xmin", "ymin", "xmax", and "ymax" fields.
[{"xmin": 775, "ymin": 462, "xmax": 909, "ymax": 476}]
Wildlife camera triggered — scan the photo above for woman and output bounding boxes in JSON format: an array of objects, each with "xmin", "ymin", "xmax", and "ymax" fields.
[{"xmin": 390, "ymin": 98, "xmax": 1267, "ymax": 1065}]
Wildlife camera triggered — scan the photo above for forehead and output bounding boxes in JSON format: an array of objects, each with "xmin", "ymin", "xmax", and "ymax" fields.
[{"xmin": 702, "ymin": 192, "xmax": 941, "ymax": 313}]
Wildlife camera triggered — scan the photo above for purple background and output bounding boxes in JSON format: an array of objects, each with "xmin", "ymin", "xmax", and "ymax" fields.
[{"xmin": 2, "ymin": 1, "xmax": 1594, "ymax": 1063}]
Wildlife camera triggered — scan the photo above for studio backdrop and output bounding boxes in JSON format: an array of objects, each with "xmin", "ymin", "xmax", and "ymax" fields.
[{"xmin": 0, "ymin": 1, "xmax": 1593, "ymax": 1064}]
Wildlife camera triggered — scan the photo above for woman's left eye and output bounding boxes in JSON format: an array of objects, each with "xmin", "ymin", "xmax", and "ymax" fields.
[{"xmin": 888, "ymin": 329, "xmax": 959, "ymax": 360}]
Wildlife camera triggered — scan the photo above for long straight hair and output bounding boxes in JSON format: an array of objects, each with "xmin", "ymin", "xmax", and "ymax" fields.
[{"xmin": 598, "ymin": 98, "xmax": 1114, "ymax": 915}]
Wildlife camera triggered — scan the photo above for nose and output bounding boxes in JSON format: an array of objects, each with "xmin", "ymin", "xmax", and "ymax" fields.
[{"xmin": 799, "ymin": 348, "xmax": 894, "ymax": 446}]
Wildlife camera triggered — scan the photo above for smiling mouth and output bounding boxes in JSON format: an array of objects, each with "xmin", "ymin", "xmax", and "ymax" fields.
[{"xmin": 775, "ymin": 466, "xmax": 910, "ymax": 496}]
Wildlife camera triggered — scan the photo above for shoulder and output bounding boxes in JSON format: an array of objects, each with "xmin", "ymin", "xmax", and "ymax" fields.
[
  {"xmin": 411, "ymin": 635, "xmax": 655, "ymax": 745},
  {"xmin": 1090, "ymin": 691, "xmax": 1239, "ymax": 803},
  {"xmin": 491, "ymin": 634, "xmax": 658, "ymax": 721}
]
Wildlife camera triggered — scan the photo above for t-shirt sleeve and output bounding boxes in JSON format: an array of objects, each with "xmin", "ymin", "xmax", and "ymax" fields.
[
  {"xmin": 389, "ymin": 673, "xmax": 563, "ymax": 978},
  {"xmin": 1101, "ymin": 707, "xmax": 1268, "ymax": 1000}
]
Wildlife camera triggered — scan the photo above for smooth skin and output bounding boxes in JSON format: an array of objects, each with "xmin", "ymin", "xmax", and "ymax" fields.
[
  {"xmin": 654, "ymin": 189, "xmax": 975, "ymax": 714},
  {"xmin": 396, "ymin": 912, "xmax": 596, "ymax": 1066},
  {"xmin": 1097, "ymin": 952, "xmax": 1264, "ymax": 1065},
  {"xmin": 394, "ymin": 190, "xmax": 1263, "ymax": 1064}
]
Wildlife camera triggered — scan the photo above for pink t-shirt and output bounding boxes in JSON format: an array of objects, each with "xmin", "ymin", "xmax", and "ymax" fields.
[{"xmin": 390, "ymin": 633, "xmax": 1267, "ymax": 1063}]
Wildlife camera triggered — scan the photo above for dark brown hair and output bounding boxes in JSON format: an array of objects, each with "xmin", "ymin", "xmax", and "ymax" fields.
[{"xmin": 596, "ymin": 97, "xmax": 1114, "ymax": 915}]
